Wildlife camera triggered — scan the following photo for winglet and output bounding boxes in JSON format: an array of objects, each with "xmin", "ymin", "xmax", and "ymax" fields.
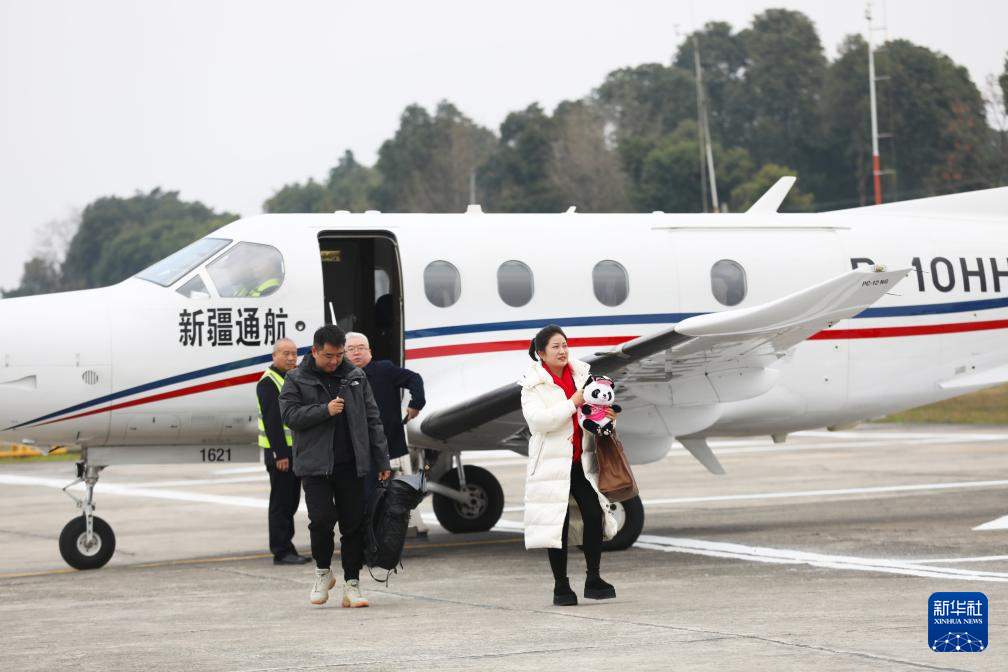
[{"xmin": 746, "ymin": 176, "xmax": 796, "ymax": 214}]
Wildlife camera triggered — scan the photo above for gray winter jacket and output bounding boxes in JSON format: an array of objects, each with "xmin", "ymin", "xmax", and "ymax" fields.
[{"xmin": 279, "ymin": 356, "xmax": 390, "ymax": 478}]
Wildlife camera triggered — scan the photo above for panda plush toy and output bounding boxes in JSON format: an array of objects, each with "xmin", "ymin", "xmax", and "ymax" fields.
[{"xmin": 578, "ymin": 375, "xmax": 622, "ymax": 437}]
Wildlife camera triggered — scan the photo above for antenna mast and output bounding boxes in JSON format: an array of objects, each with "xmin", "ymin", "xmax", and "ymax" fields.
[
  {"xmin": 867, "ymin": 3, "xmax": 882, "ymax": 204},
  {"xmin": 692, "ymin": 36, "xmax": 719, "ymax": 212}
]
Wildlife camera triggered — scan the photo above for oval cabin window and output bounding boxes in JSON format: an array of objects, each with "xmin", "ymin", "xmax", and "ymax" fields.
[
  {"xmin": 592, "ymin": 260, "xmax": 629, "ymax": 307},
  {"xmin": 497, "ymin": 260, "xmax": 534, "ymax": 307},
  {"xmin": 424, "ymin": 261, "xmax": 461, "ymax": 308},
  {"xmin": 711, "ymin": 259, "xmax": 747, "ymax": 306}
]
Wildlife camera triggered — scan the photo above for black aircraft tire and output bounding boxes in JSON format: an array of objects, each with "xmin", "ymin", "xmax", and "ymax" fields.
[
  {"xmin": 601, "ymin": 495, "xmax": 644, "ymax": 552},
  {"xmin": 432, "ymin": 465, "xmax": 505, "ymax": 533},
  {"xmin": 59, "ymin": 515, "xmax": 116, "ymax": 570}
]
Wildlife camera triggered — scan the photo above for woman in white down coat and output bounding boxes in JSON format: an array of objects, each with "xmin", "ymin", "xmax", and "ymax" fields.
[{"xmin": 520, "ymin": 325, "xmax": 618, "ymax": 606}]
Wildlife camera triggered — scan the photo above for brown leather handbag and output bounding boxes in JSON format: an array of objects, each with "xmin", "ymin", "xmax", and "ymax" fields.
[{"xmin": 594, "ymin": 432, "xmax": 638, "ymax": 502}]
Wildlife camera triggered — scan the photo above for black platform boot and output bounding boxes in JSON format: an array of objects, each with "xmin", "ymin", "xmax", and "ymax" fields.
[
  {"xmin": 553, "ymin": 577, "xmax": 578, "ymax": 606},
  {"xmin": 584, "ymin": 574, "xmax": 616, "ymax": 600}
]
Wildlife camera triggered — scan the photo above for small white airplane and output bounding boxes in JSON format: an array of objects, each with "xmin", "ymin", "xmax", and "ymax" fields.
[{"xmin": 3, "ymin": 177, "xmax": 1006, "ymax": 570}]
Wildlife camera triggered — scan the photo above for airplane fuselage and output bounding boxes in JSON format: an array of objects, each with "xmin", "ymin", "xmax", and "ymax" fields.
[{"xmin": 2, "ymin": 196, "xmax": 1006, "ymax": 466}]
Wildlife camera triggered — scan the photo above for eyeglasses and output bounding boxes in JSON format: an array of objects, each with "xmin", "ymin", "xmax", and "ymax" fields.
[{"xmin": 345, "ymin": 345, "xmax": 370, "ymax": 353}]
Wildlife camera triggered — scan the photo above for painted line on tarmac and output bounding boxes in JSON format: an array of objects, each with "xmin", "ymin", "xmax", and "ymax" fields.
[
  {"xmin": 905, "ymin": 555, "xmax": 1008, "ymax": 564},
  {"xmin": 0, "ymin": 537, "xmax": 523, "ymax": 579},
  {"xmin": 474, "ymin": 513, "xmax": 1008, "ymax": 582},
  {"xmin": 974, "ymin": 514, "xmax": 1008, "ymax": 531},
  {"xmin": 106, "ymin": 475, "xmax": 269, "ymax": 488},
  {"xmin": 499, "ymin": 479, "xmax": 1008, "ymax": 513},
  {"xmin": 0, "ymin": 474, "xmax": 270, "ymax": 509},
  {"xmin": 6, "ymin": 473, "xmax": 1006, "ymax": 516},
  {"xmin": 794, "ymin": 430, "xmax": 1008, "ymax": 441},
  {"xmin": 634, "ymin": 534, "xmax": 1008, "ymax": 582},
  {"xmin": 642, "ymin": 479, "xmax": 1008, "ymax": 506},
  {"xmin": 212, "ymin": 465, "xmax": 265, "ymax": 475}
]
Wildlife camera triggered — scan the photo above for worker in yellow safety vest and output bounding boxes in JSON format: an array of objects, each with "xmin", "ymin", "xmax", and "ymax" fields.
[{"xmin": 257, "ymin": 337, "xmax": 309, "ymax": 565}]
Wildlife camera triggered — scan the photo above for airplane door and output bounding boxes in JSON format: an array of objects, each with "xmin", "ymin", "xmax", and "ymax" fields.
[{"xmin": 318, "ymin": 232, "xmax": 403, "ymax": 365}]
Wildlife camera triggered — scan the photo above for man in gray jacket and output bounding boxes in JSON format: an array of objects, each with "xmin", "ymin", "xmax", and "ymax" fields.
[{"xmin": 279, "ymin": 325, "xmax": 391, "ymax": 607}]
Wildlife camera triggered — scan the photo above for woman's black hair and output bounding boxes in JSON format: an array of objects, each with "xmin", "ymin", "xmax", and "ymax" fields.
[{"xmin": 528, "ymin": 324, "xmax": 567, "ymax": 360}]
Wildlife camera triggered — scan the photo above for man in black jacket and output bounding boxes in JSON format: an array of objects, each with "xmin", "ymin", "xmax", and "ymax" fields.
[
  {"xmin": 279, "ymin": 325, "xmax": 390, "ymax": 608},
  {"xmin": 256, "ymin": 337, "xmax": 309, "ymax": 565},
  {"xmin": 345, "ymin": 331, "xmax": 428, "ymax": 535}
]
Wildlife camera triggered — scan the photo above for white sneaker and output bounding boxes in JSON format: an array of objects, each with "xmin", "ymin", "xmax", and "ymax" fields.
[
  {"xmin": 409, "ymin": 509, "xmax": 429, "ymax": 536},
  {"xmin": 341, "ymin": 579, "xmax": 369, "ymax": 608},
  {"xmin": 310, "ymin": 569, "xmax": 336, "ymax": 605}
]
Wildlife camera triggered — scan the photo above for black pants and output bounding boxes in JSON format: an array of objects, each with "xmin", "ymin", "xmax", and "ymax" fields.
[
  {"xmin": 302, "ymin": 467, "xmax": 366, "ymax": 580},
  {"xmin": 267, "ymin": 466, "xmax": 302, "ymax": 559},
  {"xmin": 548, "ymin": 461, "xmax": 604, "ymax": 581}
]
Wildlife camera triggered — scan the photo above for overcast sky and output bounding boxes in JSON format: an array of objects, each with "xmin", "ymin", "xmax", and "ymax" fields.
[{"xmin": 1, "ymin": 1, "xmax": 1005, "ymax": 289}]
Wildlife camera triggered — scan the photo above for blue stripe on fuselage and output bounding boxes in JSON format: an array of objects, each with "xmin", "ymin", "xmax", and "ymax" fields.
[
  {"xmin": 5, "ymin": 346, "xmax": 312, "ymax": 430},
  {"xmin": 403, "ymin": 295, "xmax": 1008, "ymax": 339},
  {"xmin": 15, "ymin": 294, "xmax": 1008, "ymax": 430}
]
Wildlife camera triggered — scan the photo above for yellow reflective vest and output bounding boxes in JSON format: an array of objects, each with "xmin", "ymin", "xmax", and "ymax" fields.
[{"xmin": 257, "ymin": 368, "xmax": 293, "ymax": 449}]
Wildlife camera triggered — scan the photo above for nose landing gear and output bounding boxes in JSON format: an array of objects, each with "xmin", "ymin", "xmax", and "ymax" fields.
[{"xmin": 59, "ymin": 452, "xmax": 116, "ymax": 570}]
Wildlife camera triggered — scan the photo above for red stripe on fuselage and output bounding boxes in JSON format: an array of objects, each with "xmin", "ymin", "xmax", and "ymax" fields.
[
  {"xmin": 808, "ymin": 319, "xmax": 1008, "ymax": 340},
  {"xmin": 29, "ymin": 318, "xmax": 1008, "ymax": 427},
  {"xmin": 31, "ymin": 372, "xmax": 262, "ymax": 428},
  {"xmin": 404, "ymin": 336, "xmax": 632, "ymax": 360}
]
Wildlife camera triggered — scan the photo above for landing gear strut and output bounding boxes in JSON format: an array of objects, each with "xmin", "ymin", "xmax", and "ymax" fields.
[
  {"xmin": 427, "ymin": 451, "xmax": 504, "ymax": 533},
  {"xmin": 59, "ymin": 450, "xmax": 116, "ymax": 570}
]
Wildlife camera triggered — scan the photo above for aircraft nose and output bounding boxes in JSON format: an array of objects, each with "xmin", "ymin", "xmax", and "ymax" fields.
[{"xmin": 0, "ymin": 289, "xmax": 112, "ymax": 445}]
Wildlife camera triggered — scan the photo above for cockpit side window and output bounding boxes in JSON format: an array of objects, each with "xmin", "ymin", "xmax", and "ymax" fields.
[
  {"xmin": 206, "ymin": 242, "xmax": 285, "ymax": 298},
  {"xmin": 135, "ymin": 238, "xmax": 231, "ymax": 287},
  {"xmin": 176, "ymin": 274, "xmax": 211, "ymax": 299}
]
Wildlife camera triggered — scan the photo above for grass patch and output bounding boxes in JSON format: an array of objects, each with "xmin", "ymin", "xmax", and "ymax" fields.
[
  {"xmin": 0, "ymin": 451, "xmax": 79, "ymax": 464},
  {"xmin": 0, "ymin": 444, "xmax": 80, "ymax": 464},
  {"xmin": 877, "ymin": 383, "xmax": 1008, "ymax": 425}
]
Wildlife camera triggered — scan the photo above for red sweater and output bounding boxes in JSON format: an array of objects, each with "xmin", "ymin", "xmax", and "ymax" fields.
[{"xmin": 542, "ymin": 361, "xmax": 583, "ymax": 462}]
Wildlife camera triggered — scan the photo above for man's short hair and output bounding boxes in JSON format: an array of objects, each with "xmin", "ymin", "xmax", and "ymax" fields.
[
  {"xmin": 272, "ymin": 337, "xmax": 296, "ymax": 353},
  {"xmin": 345, "ymin": 331, "xmax": 369, "ymax": 347},
  {"xmin": 313, "ymin": 325, "xmax": 346, "ymax": 350}
]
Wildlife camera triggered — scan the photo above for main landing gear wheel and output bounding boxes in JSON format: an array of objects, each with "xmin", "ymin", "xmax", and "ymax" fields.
[
  {"xmin": 432, "ymin": 464, "xmax": 505, "ymax": 533},
  {"xmin": 59, "ymin": 515, "xmax": 116, "ymax": 570},
  {"xmin": 601, "ymin": 495, "xmax": 644, "ymax": 552}
]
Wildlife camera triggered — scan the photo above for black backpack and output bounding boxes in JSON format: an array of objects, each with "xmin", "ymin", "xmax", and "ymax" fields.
[{"xmin": 365, "ymin": 472, "xmax": 426, "ymax": 583}]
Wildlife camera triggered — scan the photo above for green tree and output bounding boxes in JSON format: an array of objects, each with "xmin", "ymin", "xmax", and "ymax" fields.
[
  {"xmin": 1000, "ymin": 53, "xmax": 1008, "ymax": 115},
  {"xmin": 821, "ymin": 35, "xmax": 873, "ymax": 207},
  {"xmin": 3, "ymin": 257, "xmax": 63, "ymax": 298},
  {"xmin": 372, "ymin": 101, "xmax": 495, "ymax": 212},
  {"xmin": 479, "ymin": 101, "xmax": 630, "ymax": 212},
  {"xmin": 729, "ymin": 163, "xmax": 815, "ymax": 212},
  {"xmin": 479, "ymin": 104, "xmax": 564, "ymax": 212},
  {"xmin": 61, "ymin": 189, "xmax": 237, "ymax": 289},
  {"xmin": 594, "ymin": 64, "xmax": 695, "ymax": 142},
  {"xmin": 738, "ymin": 10, "xmax": 828, "ymax": 193},
  {"xmin": 672, "ymin": 21, "xmax": 750, "ymax": 144},
  {"xmin": 627, "ymin": 119, "xmax": 758, "ymax": 213},
  {"xmin": 823, "ymin": 37, "xmax": 991, "ymax": 203},
  {"xmin": 545, "ymin": 101, "xmax": 630, "ymax": 212},
  {"xmin": 264, "ymin": 150, "xmax": 378, "ymax": 213}
]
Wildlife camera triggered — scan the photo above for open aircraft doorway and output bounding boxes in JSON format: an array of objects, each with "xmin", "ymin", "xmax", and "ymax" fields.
[{"xmin": 318, "ymin": 232, "xmax": 403, "ymax": 365}]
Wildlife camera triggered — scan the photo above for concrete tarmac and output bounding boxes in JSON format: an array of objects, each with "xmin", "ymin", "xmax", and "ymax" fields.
[{"xmin": 1, "ymin": 423, "xmax": 1007, "ymax": 671}]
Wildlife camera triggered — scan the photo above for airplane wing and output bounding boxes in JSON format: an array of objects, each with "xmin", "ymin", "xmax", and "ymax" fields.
[{"xmin": 419, "ymin": 267, "xmax": 909, "ymax": 450}]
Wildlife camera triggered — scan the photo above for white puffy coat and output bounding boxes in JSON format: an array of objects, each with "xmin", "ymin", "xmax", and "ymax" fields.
[{"xmin": 520, "ymin": 357, "xmax": 617, "ymax": 549}]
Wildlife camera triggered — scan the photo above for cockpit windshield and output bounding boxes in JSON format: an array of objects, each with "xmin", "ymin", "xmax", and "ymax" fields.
[{"xmin": 134, "ymin": 238, "xmax": 232, "ymax": 287}]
